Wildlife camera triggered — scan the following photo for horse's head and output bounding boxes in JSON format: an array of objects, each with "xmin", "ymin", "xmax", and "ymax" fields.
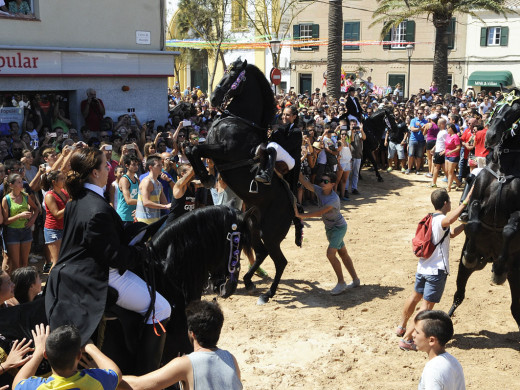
[
  {"xmin": 486, "ymin": 89, "xmax": 520, "ymax": 150},
  {"xmin": 210, "ymin": 58, "xmax": 248, "ymax": 109},
  {"xmin": 207, "ymin": 206, "xmax": 260, "ymax": 298}
]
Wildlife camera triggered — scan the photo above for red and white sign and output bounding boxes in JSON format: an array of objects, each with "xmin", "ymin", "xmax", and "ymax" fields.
[
  {"xmin": 0, "ymin": 49, "xmax": 175, "ymax": 77},
  {"xmin": 270, "ymin": 68, "xmax": 282, "ymax": 85}
]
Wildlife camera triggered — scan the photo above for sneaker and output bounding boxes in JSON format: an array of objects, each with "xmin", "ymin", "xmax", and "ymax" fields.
[
  {"xmin": 387, "ymin": 167, "xmax": 393, "ymax": 172},
  {"xmin": 401, "ymin": 168, "xmax": 406, "ymax": 173},
  {"xmin": 441, "ymin": 177, "xmax": 448, "ymax": 182},
  {"xmin": 330, "ymin": 282, "xmax": 348, "ymax": 296},
  {"xmin": 399, "ymin": 339, "xmax": 417, "ymax": 352},
  {"xmin": 42, "ymin": 262, "xmax": 52, "ymax": 274},
  {"xmin": 341, "ymin": 197, "xmax": 350, "ymax": 201},
  {"xmin": 29, "ymin": 255, "xmax": 39, "ymax": 264},
  {"xmin": 404, "ymin": 169, "xmax": 411, "ymax": 175},
  {"xmin": 255, "ymin": 267, "xmax": 269, "ymax": 278},
  {"xmin": 351, "ymin": 189, "xmax": 360, "ymax": 195},
  {"xmin": 425, "ymin": 173, "xmax": 433, "ymax": 178},
  {"xmin": 395, "ymin": 326, "xmax": 406, "ymax": 337},
  {"xmin": 346, "ymin": 278, "xmax": 360, "ymax": 289},
  {"xmin": 427, "ymin": 183, "xmax": 437, "ymax": 188},
  {"xmin": 415, "ymin": 171, "xmax": 421, "ymax": 175}
]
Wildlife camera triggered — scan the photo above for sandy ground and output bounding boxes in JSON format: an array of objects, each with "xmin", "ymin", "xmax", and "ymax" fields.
[{"xmin": 215, "ymin": 168, "xmax": 520, "ymax": 390}]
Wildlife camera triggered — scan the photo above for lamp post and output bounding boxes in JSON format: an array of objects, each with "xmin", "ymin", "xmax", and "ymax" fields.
[
  {"xmin": 406, "ymin": 44, "xmax": 414, "ymax": 99},
  {"xmin": 269, "ymin": 39, "xmax": 281, "ymax": 94}
]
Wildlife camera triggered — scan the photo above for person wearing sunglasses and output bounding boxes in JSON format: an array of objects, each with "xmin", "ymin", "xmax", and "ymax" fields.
[{"xmin": 296, "ymin": 172, "xmax": 360, "ymax": 296}]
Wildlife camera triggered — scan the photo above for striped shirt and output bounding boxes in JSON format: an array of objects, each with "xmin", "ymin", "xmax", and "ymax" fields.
[{"xmin": 135, "ymin": 177, "xmax": 162, "ymax": 224}]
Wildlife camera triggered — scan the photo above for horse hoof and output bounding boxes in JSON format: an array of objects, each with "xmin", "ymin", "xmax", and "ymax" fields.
[
  {"xmin": 257, "ymin": 295, "xmax": 269, "ymax": 305},
  {"xmin": 462, "ymin": 254, "xmax": 477, "ymax": 269},
  {"xmin": 492, "ymin": 271, "xmax": 507, "ymax": 285},
  {"xmin": 245, "ymin": 282, "xmax": 256, "ymax": 293},
  {"xmin": 377, "ymin": 177, "xmax": 384, "ymax": 182}
]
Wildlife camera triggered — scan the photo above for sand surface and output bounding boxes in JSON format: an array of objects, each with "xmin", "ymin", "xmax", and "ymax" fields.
[{"xmin": 216, "ymin": 169, "xmax": 520, "ymax": 389}]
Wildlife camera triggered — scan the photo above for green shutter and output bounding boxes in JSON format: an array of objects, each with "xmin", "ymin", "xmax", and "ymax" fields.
[
  {"xmin": 447, "ymin": 18, "xmax": 455, "ymax": 50},
  {"xmin": 480, "ymin": 27, "xmax": 487, "ymax": 46},
  {"xmin": 293, "ymin": 24, "xmax": 300, "ymax": 51},
  {"xmin": 500, "ymin": 26, "xmax": 509, "ymax": 46},
  {"xmin": 406, "ymin": 20, "xmax": 416, "ymax": 47},
  {"xmin": 311, "ymin": 24, "xmax": 320, "ymax": 50},
  {"xmin": 344, "ymin": 21, "xmax": 360, "ymax": 51},
  {"xmin": 383, "ymin": 24, "xmax": 391, "ymax": 50}
]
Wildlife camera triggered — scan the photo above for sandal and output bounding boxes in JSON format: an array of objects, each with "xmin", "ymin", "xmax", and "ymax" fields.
[
  {"xmin": 399, "ymin": 339, "xmax": 417, "ymax": 352},
  {"xmin": 395, "ymin": 325, "xmax": 406, "ymax": 337}
]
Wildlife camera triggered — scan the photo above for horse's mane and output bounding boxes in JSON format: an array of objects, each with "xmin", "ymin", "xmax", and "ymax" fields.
[
  {"xmin": 370, "ymin": 109, "xmax": 388, "ymax": 121},
  {"xmin": 151, "ymin": 206, "xmax": 239, "ymax": 303},
  {"xmin": 245, "ymin": 63, "xmax": 276, "ymax": 128}
]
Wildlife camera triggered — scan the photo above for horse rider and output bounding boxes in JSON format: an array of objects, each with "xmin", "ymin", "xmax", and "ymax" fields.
[
  {"xmin": 255, "ymin": 105, "xmax": 302, "ymax": 191},
  {"xmin": 345, "ymin": 86, "xmax": 364, "ymax": 127},
  {"xmin": 45, "ymin": 147, "xmax": 171, "ymax": 375}
]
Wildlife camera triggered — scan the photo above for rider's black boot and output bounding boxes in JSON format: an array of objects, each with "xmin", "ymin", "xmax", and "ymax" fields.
[
  {"xmin": 137, "ymin": 318, "xmax": 169, "ymax": 375},
  {"xmin": 255, "ymin": 148, "xmax": 277, "ymax": 185},
  {"xmin": 458, "ymin": 174, "xmax": 476, "ymax": 223}
]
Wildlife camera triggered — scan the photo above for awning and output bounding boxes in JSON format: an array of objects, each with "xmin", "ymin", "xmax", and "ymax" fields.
[{"xmin": 467, "ymin": 71, "xmax": 513, "ymax": 87}]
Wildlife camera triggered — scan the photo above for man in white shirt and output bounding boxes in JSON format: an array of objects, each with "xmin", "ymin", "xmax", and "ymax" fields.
[
  {"xmin": 396, "ymin": 187, "xmax": 472, "ymax": 351},
  {"xmin": 414, "ymin": 310, "xmax": 466, "ymax": 390}
]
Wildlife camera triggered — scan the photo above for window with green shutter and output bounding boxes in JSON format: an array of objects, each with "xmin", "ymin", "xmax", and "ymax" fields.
[
  {"xmin": 446, "ymin": 18, "xmax": 456, "ymax": 50},
  {"xmin": 480, "ymin": 26, "xmax": 509, "ymax": 47},
  {"xmin": 293, "ymin": 23, "xmax": 319, "ymax": 51},
  {"xmin": 343, "ymin": 21, "xmax": 360, "ymax": 51},
  {"xmin": 384, "ymin": 20, "xmax": 415, "ymax": 50}
]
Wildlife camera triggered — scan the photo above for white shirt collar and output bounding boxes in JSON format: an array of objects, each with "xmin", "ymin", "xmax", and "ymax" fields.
[{"xmin": 84, "ymin": 182, "xmax": 105, "ymax": 197}]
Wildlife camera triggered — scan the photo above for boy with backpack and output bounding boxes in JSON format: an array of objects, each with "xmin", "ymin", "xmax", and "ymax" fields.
[{"xmin": 396, "ymin": 187, "xmax": 473, "ymax": 351}]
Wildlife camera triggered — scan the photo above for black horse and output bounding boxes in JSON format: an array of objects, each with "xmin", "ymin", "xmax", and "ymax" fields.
[
  {"xmin": 185, "ymin": 58, "xmax": 297, "ymax": 305},
  {"xmin": 361, "ymin": 108, "xmax": 397, "ymax": 182},
  {"xmin": 448, "ymin": 89, "xmax": 520, "ymax": 330},
  {"xmin": 169, "ymin": 101, "xmax": 197, "ymax": 127},
  {"xmin": 0, "ymin": 206, "xmax": 257, "ymax": 375}
]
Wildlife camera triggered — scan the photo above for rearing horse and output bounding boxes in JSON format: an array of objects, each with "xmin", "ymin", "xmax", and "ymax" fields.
[
  {"xmin": 448, "ymin": 89, "xmax": 520, "ymax": 330},
  {"xmin": 185, "ymin": 58, "xmax": 297, "ymax": 305}
]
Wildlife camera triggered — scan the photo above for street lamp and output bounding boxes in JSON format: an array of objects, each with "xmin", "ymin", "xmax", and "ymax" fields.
[
  {"xmin": 269, "ymin": 39, "xmax": 281, "ymax": 94},
  {"xmin": 406, "ymin": 44, "xmax": 414, "ymax": 99},
  {"xmin": 269, "ymin": 39, "xmax": 281, "ymax": 68}
]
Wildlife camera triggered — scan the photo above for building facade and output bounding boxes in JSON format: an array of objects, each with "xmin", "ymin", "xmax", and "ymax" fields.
[
  {"xmin": 464, "ymin": 1, "xmax": 519, "ymax": 92},
  {"xmin": 290, "ymin": 0, "xmax": 468, "ymax": 97},
  {"xmin": 1, "ymin": 0, "xmax": 176, "ymax": 128}
]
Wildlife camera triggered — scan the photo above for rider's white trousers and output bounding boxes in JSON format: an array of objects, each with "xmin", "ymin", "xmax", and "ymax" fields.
[
  {"xmin": 108, "ymin": 268, "xmax": 171, "ymax": 323},
  {"xmin": 267, "ymin": 142, "xmax": 295, "ymax": 170}
]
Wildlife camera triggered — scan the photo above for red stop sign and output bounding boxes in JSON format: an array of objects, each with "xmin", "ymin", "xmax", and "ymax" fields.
[{"xmin": 270, "ymin": 68, "xmax": 282, "ymax": 85}]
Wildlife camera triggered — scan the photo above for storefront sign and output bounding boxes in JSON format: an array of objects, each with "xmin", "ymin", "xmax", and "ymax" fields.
[
  {"xmin": 0, "ymin": 49, "xmax": 174, "ymax": 76},
  {"xmin": 0, "ymin": 107, "xmax": 24, "ymax": 126},
  {"xmin": 136, "ymin": 31, "xmax": 151, "ymax": 45}
]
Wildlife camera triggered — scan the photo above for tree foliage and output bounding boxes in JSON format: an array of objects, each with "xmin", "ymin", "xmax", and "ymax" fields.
[{"xmin": 371, "ymin": 0, "xmax": 513, "ymax": 94}]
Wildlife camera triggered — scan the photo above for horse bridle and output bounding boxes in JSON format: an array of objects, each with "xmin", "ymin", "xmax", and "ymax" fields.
[
  {"xmin": 218, "ymin": 69, "xmax": 247, "ymax": 111},
  {"xmin": 215, "ymin": 222, "xmax": 241, "ymax": 297}
]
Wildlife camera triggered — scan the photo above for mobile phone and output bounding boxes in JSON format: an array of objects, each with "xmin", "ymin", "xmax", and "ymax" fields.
[
  {"xmin": 183, "ymin": 119, "xmax": 191, "ymax": 127},
  {"xmin": 340, "ymin": 125, "xmax": 347, "ymax": 130},
  {"xmin": 104, "ymin": 145, "xmax": 113, "ymax": 151},
  {"xmin": 63, "ymin": 134, "xmax": 69, "ymax": 138},
  {"xmin": 49, "ymin": 133, "xmax": 57, "ymax": 138},
  {"xmin": 126, "ymin": 144, "xmax": 135, "ymax": 150}
]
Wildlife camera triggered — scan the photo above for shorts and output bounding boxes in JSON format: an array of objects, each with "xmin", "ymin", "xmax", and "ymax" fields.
[
  {"xmin": 426, "ymin": 140, "xmax": 436, "ymax": 151},
  {"xmin": 4, "ymin": 226, "xmax": 33, "ymax": 245},
  {"xmin": 433, "ymin": 152, "xmax": 445, "ymax": 165},
  {"xmin": 414, "ymin": 271, "xmax": 448, "ymax": 303},
  {"xmin": 388, "ymin": 141, "xmax": 405, "ymax": 160},
  {"xmin": 325, "ymin": 224, "xmax": 347, "ymax": 250},
  {"xmin": 446, "ymin": 156, "xmax": 460, "ymax": 163},
  {"xmin": 340, "ymin": 161, "xmax": 351, "ymax": 171},
  {"xmin": 408, "ymin": 141, "xmax": 425, "ymax": 158},
  {"xmin": 44, "ymin": 228, "xmax": 63, "ymax": 244}
]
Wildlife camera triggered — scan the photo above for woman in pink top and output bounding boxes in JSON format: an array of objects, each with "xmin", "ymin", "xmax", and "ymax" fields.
[
  {"xmin": 444, "ymin": 124, "xmax": 462, "ymax": 191},
  {"xmin": 423, "ymin": 116, "xmax": 439, "ymax": 178}
]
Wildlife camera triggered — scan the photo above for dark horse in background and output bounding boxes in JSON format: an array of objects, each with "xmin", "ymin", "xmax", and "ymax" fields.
[
  {"xmin": 360, "ymin": 108, "xmax": 398, "ymax": 182},
  {"xmin": 0, "ymin": 206, "xmax": 257, "ymax": 374},
  {"xmin": 185, "ymin": 59, "xmax": 297, "ymax": 305},
  {"xmin": 448, "ymin": 89, "xmax": 520, "ymax": 331}
]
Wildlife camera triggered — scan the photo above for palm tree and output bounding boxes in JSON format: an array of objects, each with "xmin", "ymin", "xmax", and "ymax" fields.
[
  {"xmin": 371, "ymin": 0, "xmax": 511, "ymax": 94},
  {"xmin": 327, "ymin": 0, "xmax": 343, "ymax": 100}
]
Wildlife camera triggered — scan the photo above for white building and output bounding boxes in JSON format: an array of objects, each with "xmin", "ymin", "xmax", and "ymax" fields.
[
  {"xmin": 464, "ymin": 0, "xmax": 520, "ymax": 91},
  {"xmin": 1, "ymin": 0, "xmax": 176, "ymax": 129}
]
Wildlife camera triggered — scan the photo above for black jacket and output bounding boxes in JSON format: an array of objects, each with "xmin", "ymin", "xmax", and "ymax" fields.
[
  {"xmin": 345, "ymin": 95, "xmax": 363, "ymax": 122},
  {"xmin": 45, "ymin": 189, "xmax": 142, "ymax": 345},
  {"xmin": 270, "ymin": 123, "xmax": 302, "ymax": 194}
]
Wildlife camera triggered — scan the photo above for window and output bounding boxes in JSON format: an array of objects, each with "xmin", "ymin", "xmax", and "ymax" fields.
[
  {"xmin": 447, "ymin": 75, "xmax": 453, "ymax": 93},
  {"xmin": 293, "ymin": 24, "xmax": 319, "ymax": 51},
  {"xmin": 388, "ymin": 74, "xmax": 405, "ymax": 97},
  {"xmin": 446, "ymin": 18, "xmax": 456, "ymax": 50},
  {"xmin": 344, "ymin": 21, "xmax": 360, "ymax": 51},
  {"xmin": 3, "ymin": 0, "xmax": 37, "ymax": 19},
  {"xmin": 231, "ymin": 0, "xmax": 247, "ymax": 31},
  {"xmin": 383, "ymin": 20, "xmax": 415, "ymax": 50},
  {"xmin": 391, "ymin": 22, "xmax": 407, "ymax": 48},
  {"xmin": 480, "ymin": 26, "xmax": 509, "ymax": 47}
]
